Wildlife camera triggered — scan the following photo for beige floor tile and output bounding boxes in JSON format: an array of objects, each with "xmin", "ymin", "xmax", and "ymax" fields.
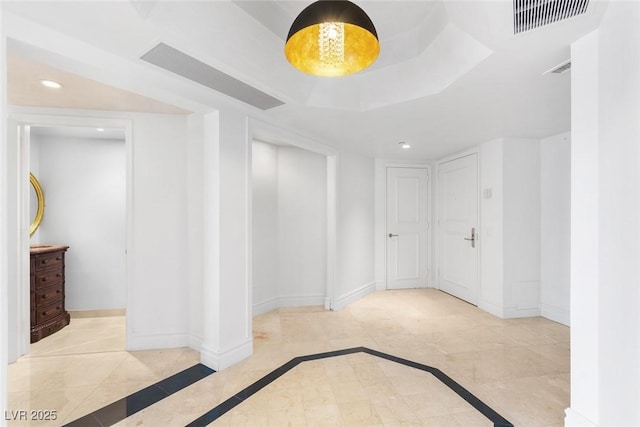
[{"xmin": 7, "ymin": 290, "xmax": 571, "ymax": 426}]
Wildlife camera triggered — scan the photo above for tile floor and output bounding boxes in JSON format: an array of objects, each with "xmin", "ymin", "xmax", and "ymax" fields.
[{"xmin": 6, "ymin": 289, "xmax": 570, "ymax": 426}]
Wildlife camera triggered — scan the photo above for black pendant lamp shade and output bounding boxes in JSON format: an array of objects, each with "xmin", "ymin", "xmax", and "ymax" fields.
[{"xmin": 285, "ymin": 0, "xmax": 380, "ymax": 77}]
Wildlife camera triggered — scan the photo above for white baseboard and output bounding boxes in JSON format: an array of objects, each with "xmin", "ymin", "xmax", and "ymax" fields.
[
  {"xmin": 253, "ymin": 295, "xmax": 326, "ymax": 316},
  {"xmin": 478, "ymin": 298, "xmax": 504, "ymax": 318},
  {"xmin": 69, "ymin": 308, "xmax": 125, "ymax": 318},
  {"xmin": 503, "ymin": 306, "xmax": 541, "ymax": 318},
  {"xmin": 334, "ymin": 281, "xmax": 376, "ymax": 311},
  {"xmin": 188, "ymin": 333, "xmax": 203, "ymax": 352},
  {"xmin": 478, "ymin": 299, "xmax": 541, "ymax": 319},
  {"xmin": 541, "ymin": 303, "xmax": 570, "ymax": 326},
  {"xmin": 253, "ymin": 297, "xmax": 279, "ymax": 316},
  {"xmin": 565, "ymin": 408, "xmax": 598, "ymax": 427},
  {"xmin": 126, "ymin": 332, "xmax": 189, "ymax": 351},
  {"xmin": 375, "ymin": 281, "xmax": 386, "ymax": 291},
  {"xmin": 201, "ymin": 338, "xmax": 253, "ymax": 371}
]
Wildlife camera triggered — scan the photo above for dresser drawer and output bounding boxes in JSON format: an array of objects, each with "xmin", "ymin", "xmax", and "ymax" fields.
[
  {"xmin": 36, "ymin": 301, "xmax": 65, "ymax": 324},
  {"xmin": 35, "ymin": 285, "xmax": 63, "ymax": 307},
  {"xmin": 34, "ymin": 270, "xmax": 63, "ymax": 289},
  {"xmin": 34, "ymin": 251, "xmax": 64, "ymax": 272}
]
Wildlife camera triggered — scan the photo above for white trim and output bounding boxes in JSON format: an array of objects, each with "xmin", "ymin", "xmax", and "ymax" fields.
[
  {"xmin": 253, "ymin": 295, "xmax": 326, "ymax": 316},
  {"xmin": 564, "ymin": 408, "xmax": 598, "ymax": 427},
  {"xmin": 253, "ymin": 297, "xmax": 279, "ymax": 317},
  {"xmin": 436, "ymin": 146, "xmax": 481, "ymax": 165},
  {"xmin": 201, "ymin": 338, "xmax": 253, "ymax": 371},
  {"xmin": 334, "ymin": 282, "xmax": 377, "ymax": 311},
  {"xmin": 375, "ymin": 281, "xmax": 386, "ymax": 291},
  {"xmin": 540, "ymin": 303, "xmax": 570, "ymax": 326},
  {"xmin": 127, "ymin": 332, "xmax": 189, "ymax": 351}
]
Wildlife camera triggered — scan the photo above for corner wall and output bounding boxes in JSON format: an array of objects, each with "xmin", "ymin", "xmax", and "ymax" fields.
[
  {"xmin": 540, "ymin": 132, "xmax": 570, "ymax": 325},
  {"xmin": 478, "ymin": 138, "xmax": 541, "ymax": 318},
  {"xmin": 568, "ymin": 2, "xmax": 640, "ymax": 425},
  {"xmin": 252, "ymin": 141, "xmax": 327, "ymax": 314},
  {"xmin": 335, "ymin": 150, "xmax": 375, "ymax": 309}
]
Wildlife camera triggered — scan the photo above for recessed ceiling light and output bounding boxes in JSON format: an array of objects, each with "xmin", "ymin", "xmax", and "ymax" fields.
[
  {"xmin": 40, "ymin": 80, "xmax": 62, "ymax": 89},
  {"xmin": 96, "ymin": 128, "xmax": 105, "ymax": 132},
  {"xmin": 399, "ymin": 142, "xmax": 411, "ymax": 149}
]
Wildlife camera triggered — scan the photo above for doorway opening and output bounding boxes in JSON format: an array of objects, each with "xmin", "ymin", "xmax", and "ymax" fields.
[
  {"xmin": 8, "ymin": 115, "xmax": 132, "ymax": 362},
  {"xmin": 28, "ymin": 125, "xmax": 126, "ymax": 357}
]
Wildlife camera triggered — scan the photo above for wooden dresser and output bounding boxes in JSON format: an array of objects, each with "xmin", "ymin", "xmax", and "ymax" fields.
[{"xmin": 30, "ymin": 245, "xmax": 70, "ymax": 343}]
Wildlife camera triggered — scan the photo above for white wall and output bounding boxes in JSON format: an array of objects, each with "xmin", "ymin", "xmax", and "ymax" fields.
[
  {"xmin": 277, "ymin": 146, "xmax": 327, "ymax": 301},
  {"xmin": 252, "ymin": 141, "xmax": 327, "ymax": 314},
  {"xmin": 200, "ymin": 109, "xmax": 253, "ymax": 371},
  {"xmin": 187, "ymin": 114, "xmax": 204, "ymax": 349},
  {"xmin": 1, "ymin": 4, "xmax": 8, "ymax": 422},
  {"xmin": 479, "ymin": 140, "xmax": 504, "ymax": 312},
  {"xmin": 252, "ymin": 141, "xmax": 279, "ymax": 309},
  {"xmin": 31, "ymin": 133, "xmax": 126, "ymax": 310},
  {"xmin": 335, "ymin": 150, "xmax": 375, "ymax": 309},
  {"xmin": 540, "ymin": 132, "xmax": 570, "ymax": 326},
  {"xmin": 568, "ymin": 2, "xmax": 640, "ymax": 425},
  {"xmin": 478, "ymin": 138, "xmax": 541, "ymax": 318},
  {"xmin": 503, "ymin": 138, "xmax": 540, "ymax": 316}
]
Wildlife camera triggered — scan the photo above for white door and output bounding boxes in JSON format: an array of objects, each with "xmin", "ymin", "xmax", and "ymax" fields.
[
  {"xmin": 386, "ymin": 167, "xmax": 430, "ymax": 289},
  {"xmin": 437, "ymin": 154, "xmax": 479, "ymax": 304}
]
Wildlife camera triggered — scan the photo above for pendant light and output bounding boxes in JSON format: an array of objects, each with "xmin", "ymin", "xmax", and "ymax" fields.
[{"xmin": 285, "ymin": 0, "xmax": 379, "ymax": 77}]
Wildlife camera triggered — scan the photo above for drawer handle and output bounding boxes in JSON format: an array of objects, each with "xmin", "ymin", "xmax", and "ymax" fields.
[
  {"xmin": 56, "ymin": 289, "xmax": 61, "ymax": 294},
  {"xmin": 41, "ymin": 295, "xmax": 46, "ymax": 299},
  {"xmin": 42, "ymin": 259, "xmax": 49, "ymax": 264},
  {"xmin": 41, "ymin": 277, "xmax": 48, "ymax": 282},
  {"xmin": 42, "ymin": 311, "xmax": 47, "ymax": 316},
  {"xmin": 56, "ymin": 306, "xmax": 61, "ymax": 310},
  {"xmin": 57, "ymin": 274, "xmax": 62, "ymax": 277},
  {"xmin": 56, "ymin": 257, "xmax": 62, "ymax": 260}
]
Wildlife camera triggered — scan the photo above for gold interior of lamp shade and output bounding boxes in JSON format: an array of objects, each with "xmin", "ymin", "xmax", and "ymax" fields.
[
  {"xmin": 285, "ymin": 22, "xmax": 380, "ymax": 77},
  {"xmin": 30, "ymin": 172, "xmax": 45, "ymax": 237}
]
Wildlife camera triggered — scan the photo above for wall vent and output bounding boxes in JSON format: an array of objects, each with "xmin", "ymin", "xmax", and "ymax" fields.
[
  {"xmin": 514, "ymin": 0, "xmax": 589, "ymax": 34},
  {"xmin": 141, "ymin": 43, "xmax": 285, "ymax": 110}
]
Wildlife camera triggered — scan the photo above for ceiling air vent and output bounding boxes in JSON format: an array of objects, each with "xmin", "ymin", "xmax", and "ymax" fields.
[
  {"xmin": 141, "ymin": 43, "xmax": 285, "ymax": 110},
  {"xmin": 514, "ymin": 0, "xmax": 589, "ymax": 34}
]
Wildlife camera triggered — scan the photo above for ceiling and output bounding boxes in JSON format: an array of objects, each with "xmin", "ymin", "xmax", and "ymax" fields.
[{"xmin": 3, "ymin": 0, "xmax": 608, "ymax": 159}]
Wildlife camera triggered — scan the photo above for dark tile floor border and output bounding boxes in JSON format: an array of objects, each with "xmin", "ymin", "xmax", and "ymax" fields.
[
  {"xmin": 186, "ymin": 347, "xmax": 514, "ymax": 427},
  {"xmin": 63, "ymin": 363, "xmax": 215, "ymax": 427}
]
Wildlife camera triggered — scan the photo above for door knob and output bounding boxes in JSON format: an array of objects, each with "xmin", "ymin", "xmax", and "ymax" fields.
[
  {"xmin": 463, "ymin": 227, "xmax": 476, "ymax": 248},
  {"xmin": 388, "ymin": 233, "xmax": 398, "ymax": 238}
]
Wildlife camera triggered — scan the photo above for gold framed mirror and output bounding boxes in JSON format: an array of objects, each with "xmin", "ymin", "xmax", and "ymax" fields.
[{"xmin": 30, "ymin": 173, "xmax": 45, "ymax": 237}]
